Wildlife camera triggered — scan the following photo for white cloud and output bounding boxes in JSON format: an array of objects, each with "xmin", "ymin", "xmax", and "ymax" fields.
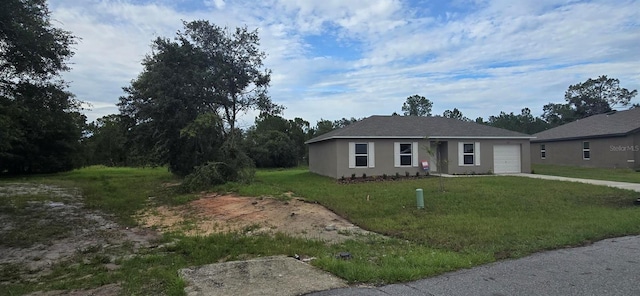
[{"xmin": 47, "ymin": 0, "xmax": 640, "ymax": 124}]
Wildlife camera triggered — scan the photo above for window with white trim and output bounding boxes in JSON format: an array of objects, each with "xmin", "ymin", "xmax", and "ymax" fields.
[
  {"xmin": 463, "ymin": 143, "xmax": 474, "ymax": 165},
  {"xmin": 394, "ymin": 142, "xmax": 419, "ymax": 167},
  {"xmin": 349, "ymin": 142, "xmax": 375, "ymax": 168},
  {"xmin": 355, "ymin": 143, "xmax": 368, "ymax": 167},
  {"xmin": 540, "ymin": 144, "xmax": 546, "ymax": 159},
  {"xmin": 458, "ymin": 142, "xmax": 480, "ymax": 166},
  {"xmin": 583, "ymin": 141, "xmax": 590, "ymax": 160},
  {"xmin": 400, "ymin": 144, "xmax": 412, "ymax": 165}
]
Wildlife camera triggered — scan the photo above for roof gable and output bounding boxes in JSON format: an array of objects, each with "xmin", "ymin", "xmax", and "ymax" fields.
[
  {"xmin": 306, "ymin": 115, "xmax": 532, "ymax": 144},
  {"xmin": 533, "ymin": 108, "xmax": 640, "ymax": 142}
]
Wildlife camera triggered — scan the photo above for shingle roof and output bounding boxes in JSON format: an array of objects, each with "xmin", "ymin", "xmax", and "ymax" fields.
[
  {"xmin": 306, "ymin": 115, "xmax": 533, "ymax": 144},
  {"xmin": 532, "ymin": 108, "xmax": 640, "ymax": 142}
]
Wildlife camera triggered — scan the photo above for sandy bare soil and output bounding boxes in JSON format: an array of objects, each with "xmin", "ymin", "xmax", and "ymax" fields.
[
  {"xmin": 138, "ymin": 193, "xmax": 375, "ymax": 243},
  {"xmin": 0, "ymin": 183, "xmax": 161, "ymax": 296},
  {"xmin": 1, "ymin": 184, "xmax": 377, "ymax": 295}
]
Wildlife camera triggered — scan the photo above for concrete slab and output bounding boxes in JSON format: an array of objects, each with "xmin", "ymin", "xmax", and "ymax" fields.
[
  {"xmin": 440, "ymin": 173, "xmax": 640, "ymax": 192},
  {"xmin": 504, "ymin": 173, "xmax": 640, "ymax": 192},
  {"xmin": 179, "ymin": 256, "xmax": 347, "ymax": 296}
]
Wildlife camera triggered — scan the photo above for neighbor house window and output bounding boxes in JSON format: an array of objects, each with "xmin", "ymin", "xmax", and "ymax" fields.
[
  {"xmin": 540, "ymin": 144, "xmax": 546, "ymax": 159},
  {"xmin": 349, "ymin": 142, "xmax": 375, "ymax": 168},
  {"xmin": 583, "ymin": 141, "xmax": 590, "ymax": 160},
  {"xmin": 458, "ymin": 142, "xmax": 480, "ymax": 166},
  {"xmin": 394, "ymin": 142, "xmax": 419, "ymax": 167}
]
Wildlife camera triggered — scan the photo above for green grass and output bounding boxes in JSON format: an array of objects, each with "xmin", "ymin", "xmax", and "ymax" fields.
[
  {"xmin": 533, "ymin": 163, "xmax": 640, "ymax": 183},
  {"xmin": 10, "ymin": 166, "xmax": 195, "ymax": 225},
  {"xmin": 2, "ymin": 166, "xmax": 640, "ymax": 294},
  {"xmin": 233, "ymin": 169, "xmax": 640, "ymax": 257}
]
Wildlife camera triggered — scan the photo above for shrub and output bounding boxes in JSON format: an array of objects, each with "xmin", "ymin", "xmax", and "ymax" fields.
[
  {"xmin": 180, "ymin": 143, "xmax": 255, "ymax": 192},
  {"xmin": 362, "ymin": 173, "xmax": 367, "ymax": 179},
  {"xmin": 180, "ymin": 162, "xmax": 228, "ymax": 192},
  {"xmin": 351, "ymin": 173, "xmax": 356, "ymax": 180}
]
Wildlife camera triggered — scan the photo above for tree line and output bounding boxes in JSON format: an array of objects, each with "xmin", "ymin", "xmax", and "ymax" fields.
[
  {"xmin": 403, "ymin": 75, "xmax": 637, "ymax": 135},
  {"xmin": 1, "ymin": 0, "xmax": 637, "ymax": 187}
]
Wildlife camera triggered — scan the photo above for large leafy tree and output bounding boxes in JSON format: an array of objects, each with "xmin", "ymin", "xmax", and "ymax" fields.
[
  {"xmin": 307, "ymin": 117, "xmax": 361, "ymax": 139},
  {"xmin": 442, "ymin": 108, "xmax": 470, "ymax": 121},
  {"xmin": 245, "ymin": 114, "xmax": 311, "ymax": 167},
  {"xmin": 542, "ymin": 75, "xmax": 637, "ymax": 126},
  {"xmin": 487, "ymin": 108, "xmax": 550, "ymax": 134},
  {"xmin": 0, "ymin": 0, "xmax": 84, "ymax": 174},
  {"xmin": 83, "ymin": 115, "xmax": 129, "ymax": 166},
  {"xmin": 402, "ymin": 94, "xmax": 433, "ymax": 116},
  {"xmin": 118, "ymin": 20, "xmax": 278, "ymax": 176},
  {"xmin": 311, "ymin": 119, "xmax": 336, "ymax": 137}
]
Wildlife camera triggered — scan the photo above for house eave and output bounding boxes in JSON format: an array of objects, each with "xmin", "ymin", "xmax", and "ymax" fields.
[
  {"xmin": 531, "ymin": 133, "xmax": 629, "ymax": 143},
  {"xmin": 306, "ymin": 135, "xmax": 534, "ymax": 144}
]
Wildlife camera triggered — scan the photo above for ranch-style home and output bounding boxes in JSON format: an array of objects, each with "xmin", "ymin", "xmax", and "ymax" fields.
[
  {"xmin": 531, "ymin": 108, "xmax": 640, "ymax": 169},
  {"xmin": 305, "ymin": 115, "xmax": 533, "ymax": 178}
]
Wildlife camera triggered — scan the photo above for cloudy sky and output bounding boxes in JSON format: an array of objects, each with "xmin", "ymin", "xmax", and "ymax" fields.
[{"xmin": 49, "ymin": 0, "xmax": 640, "ymax": 128}]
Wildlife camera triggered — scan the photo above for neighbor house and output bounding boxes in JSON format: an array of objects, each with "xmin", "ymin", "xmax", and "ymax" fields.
[
  {"xmin": 531, "ymin": 108, "xmax": 640, "ymax": 169},
  {"xmin": 305, "ymin": 115, "xmax": 533, "ymax": 178}
]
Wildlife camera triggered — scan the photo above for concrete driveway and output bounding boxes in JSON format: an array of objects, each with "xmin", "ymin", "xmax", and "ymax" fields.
[{"xmin": 505, "ymin": 173, "xmax": 640, "ymax": 192}]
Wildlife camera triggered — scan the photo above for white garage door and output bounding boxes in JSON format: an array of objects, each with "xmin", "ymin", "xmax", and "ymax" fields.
[{"xmin": 493, "ymin": 145, "xmax": 521, "ymax": 174}]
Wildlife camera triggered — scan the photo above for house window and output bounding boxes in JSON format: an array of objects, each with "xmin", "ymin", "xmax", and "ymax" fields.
[
  {"xmin": 349, "ymin": 142, "xmax": 375, "ymax": 168},
  {"xmin": 540, "ymin": 144, "xmax": 546, "ymax": 159},
  {"xmin": 458, "ymin": 142, "xmax": 480, "ymax": 166},
  {"xmin": 394, "ymin": 142, "xmax": 418, "ymax": 167},
  {"xmin": 463, "ymin": 143, "xmax": 475, "ymax": 165},
  {"xmin": 583, "ymin": 141, "xmax": 590, "ymax": 160},
  {"xmin": 355, "ymin": 143, "xmax": 368, "ymax": 167}
]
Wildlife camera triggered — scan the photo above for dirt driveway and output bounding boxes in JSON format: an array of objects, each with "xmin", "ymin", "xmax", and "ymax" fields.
[{"xmin": 138, "ymin": 193, "xmax": 375, "ymax": 243}]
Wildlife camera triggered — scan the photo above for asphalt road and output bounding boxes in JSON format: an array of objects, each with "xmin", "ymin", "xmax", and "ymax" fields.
[{"xmin": 306, "ymin": 235, "xmax": 640, "ymax": 296}]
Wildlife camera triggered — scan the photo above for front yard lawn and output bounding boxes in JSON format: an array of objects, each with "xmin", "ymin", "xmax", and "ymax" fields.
[
  {"xmin": 3, "ymin": 166, "xmax": 640, "ymax": 294},
  {"xmin": 533, "ymin": 163, "xmax": 640, "ymax": 183},
  {"xmin": 234, "ymin": 169, "xmax": 640, "ymax": 259}
]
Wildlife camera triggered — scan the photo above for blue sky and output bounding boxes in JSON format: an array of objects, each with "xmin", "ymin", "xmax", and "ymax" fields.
[{"xmin": 49, "ymin": 0, "xmax": 640, "ymax": 128}]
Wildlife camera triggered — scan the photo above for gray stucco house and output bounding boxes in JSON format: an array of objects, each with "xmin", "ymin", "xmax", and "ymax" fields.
[
  {"xmin": 531, "ymin": 108, "xmax": 640, "ymax": 169},
  {"xmin": 305, "ymin": 115, "xmax": 533, "ymax": 178}
]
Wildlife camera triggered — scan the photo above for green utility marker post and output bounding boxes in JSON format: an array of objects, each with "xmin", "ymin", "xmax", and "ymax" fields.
[{"xmin": 416, "ymin": 188, "xmax": 424, "ymax": 209}]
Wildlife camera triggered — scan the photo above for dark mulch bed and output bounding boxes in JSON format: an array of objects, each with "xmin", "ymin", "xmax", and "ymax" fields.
[{"xmin": 337, "ymin": 173, "xmax": 436, "ymax": 184}]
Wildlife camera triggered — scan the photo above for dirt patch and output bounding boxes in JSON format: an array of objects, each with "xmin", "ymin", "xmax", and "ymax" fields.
[
  {"xmin": 1, "ymin": 183, "xmax": 380, "ymax": 295},
  {"xmin": 0, "ymin": 183, "xmax": 161, "ymax": 295},
  {"xmin": 138, "ymin": 193, "xmax": 376, "ymax": 243}
]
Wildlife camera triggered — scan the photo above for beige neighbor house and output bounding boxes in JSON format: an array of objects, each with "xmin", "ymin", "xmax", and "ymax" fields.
[
  {"xmin": 531, "ymin": 108, "xmax": 640, "ymax": 169},
  {"xmin": 305, "ymin": 115, "xmax": 533, "ymax": 179}
]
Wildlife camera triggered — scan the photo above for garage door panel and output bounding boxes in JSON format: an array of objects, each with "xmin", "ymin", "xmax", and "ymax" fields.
[{"xmin": 493, "ymin": 145, "xmax": 521, "ymax": 174}]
